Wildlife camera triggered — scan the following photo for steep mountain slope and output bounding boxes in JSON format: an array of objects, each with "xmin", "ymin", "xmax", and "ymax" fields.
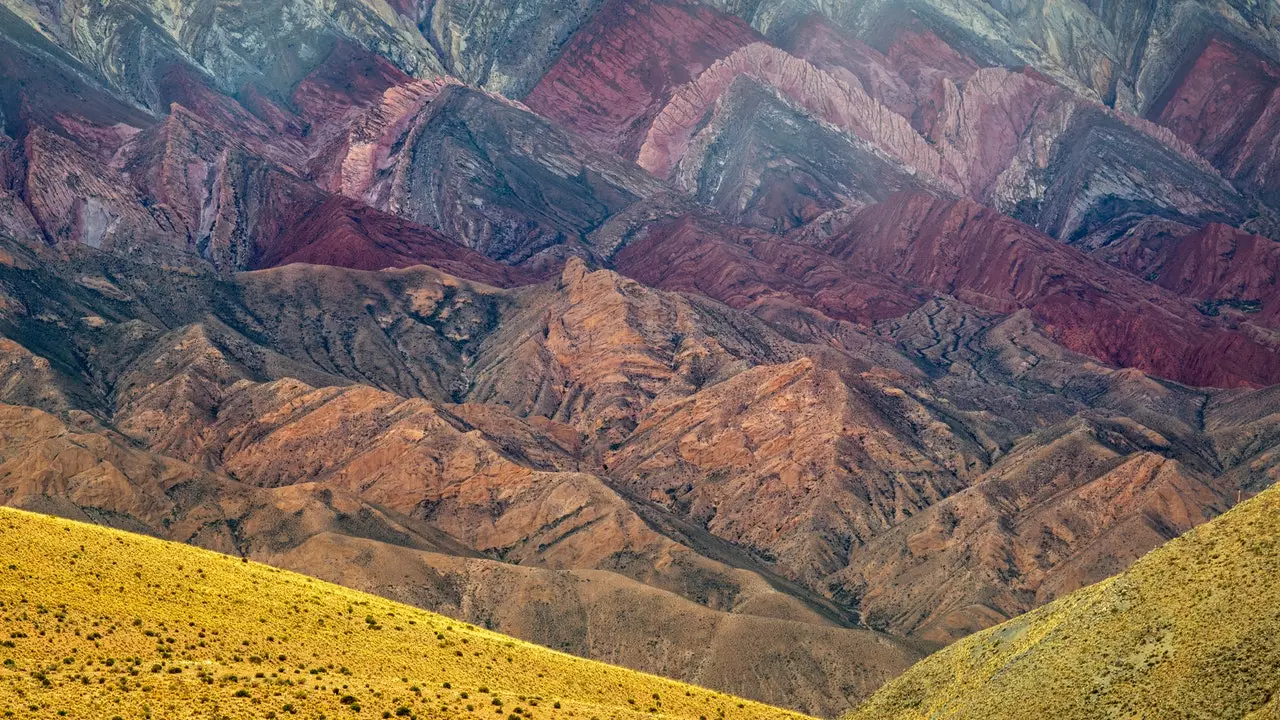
[
  {"xmin": 525, "ymin": 0, "xmax": 761, "ymax": 158},
  {"xmin": 6, "ymin": 0, "xmax": 1280, "ymax": 391},
  {"xmin": 846, "ymin": 476, "xmax": 1280, "ymax": 720},
  {"xmin": 0, "ymin": 400, "xmax": 919, "ymax": 717},
  {"xmin": 1148, "ymin": 36, "xmax": 1280, "ymax": 206},
  {"xmin": 818, "ymin": 192, "xmax": 1280, "ymax": 388},
  {"xmin": 521, "ymin": 0, "xmax": 1273, "ymax": 248},
  {"xmin": 1094, "ymin": 221, "xmax": 1280, "ymax": 330},
  {"xmin": 0, "ymin": 0, "xmax": 442, "ymax": 110},
  {"xmin": 420, "ymin": 0, "xmax": 607, "ymax": 97},
  {"xmin": 830, "ymin": 419, "xmax": 1231, "ymax": 642},
  {"xmin": 2, "ymin": 0, "xmax": 1280, "ymax": 715},
  {"xmin": 716, "ymin": 0, "xmax": 1280, "ymax": 122},
  {"xmin": 0, "ymin": 240, "xmax": 935, "ymax": 714},
  {"xmin": 4, "ymin": 229, "xmax": 1279, "ymax": 714},
  {"xmin": 615, "ymin": 194, "xmax": 1280, "ymax": 388},
  {"xmin": 0, "ymin": 505, "xmax": 807, "ymax": 720}
]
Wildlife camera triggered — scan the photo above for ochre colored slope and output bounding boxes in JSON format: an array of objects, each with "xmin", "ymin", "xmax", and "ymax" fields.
[
  {"xmin": 0, "ymin": 507, "xmax": 809, "ymax": 720},
  {"xmin": 846, "ymin": 482, "xmax": 1280, "ymax": 720}
]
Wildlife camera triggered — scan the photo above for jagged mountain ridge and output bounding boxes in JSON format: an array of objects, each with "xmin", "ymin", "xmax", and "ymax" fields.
[
  {"xmin": 1, "ymin": 230, "xmax": 1278, "ymax": 712},
  {"xmin": 5, "ymin": 0, "xmax": 1280, "ymax": 386},
  {"xmin": 1, "ymin": 0, "xmax": 1280, "ymax": 716},
  {"xmin": 846, "ymin": 473, "xmax": 1280, "ymax": 719}
]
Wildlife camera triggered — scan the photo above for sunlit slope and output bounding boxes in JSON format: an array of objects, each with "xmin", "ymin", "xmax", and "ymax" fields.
[
  {"xmin": 846, "ymin": 484, "xmax": 1280, "ymax": 720},
  {"xmin": 0, "ymin": 507, "xmax": 810, "ymax": 720}
]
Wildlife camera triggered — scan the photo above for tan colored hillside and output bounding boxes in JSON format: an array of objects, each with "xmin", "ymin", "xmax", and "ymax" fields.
[
  {"xmin": 0, "ymin": 507, "xmax": 810, "ymax": 720},
  {"xmin": 846, "ymin": 483, "xmax": 1280, "ymax": 720}
]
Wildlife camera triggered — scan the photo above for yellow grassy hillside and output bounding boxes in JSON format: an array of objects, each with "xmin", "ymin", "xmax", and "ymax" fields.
[
  {"xmin": 846, "ymin": 483, "xmax": 1280, "ymax": 720},
  {"xmin": 0, "ymin": 507, "xmax": 810, "ymax": 720}
]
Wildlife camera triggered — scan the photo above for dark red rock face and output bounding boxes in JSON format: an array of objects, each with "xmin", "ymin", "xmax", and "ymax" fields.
[
  {"xmin": 1100, "ymin": 222, "xmax": 1280, "ymax": 328},
  {"xmin": 291, "ymin": 40, "xmax": 414, "ymax": 120},
  {"xmin": 822, "ymin": 193, "xmax": 1280, "ymax": 389},
  {"xmin": 615, "ymin": 193, "xmax": 1280, "ymax": 389},
  {"xmin": 880, "ymin": 26, "xmax": 979, "ymax": 90},
  {"xmin": 612, "ymin": 215, "xmax": 928, "ymax": 324},
  {"xmin": 1151, "ymin": 37, "xmax": 1280, "ymax": 203},
  {"xmin": 523, "ymin": 0, "xmax": 760, "ymax": 158},
  {"xmin": 258, "ymin": 194, "xmax": 535, "ymax": 285}
]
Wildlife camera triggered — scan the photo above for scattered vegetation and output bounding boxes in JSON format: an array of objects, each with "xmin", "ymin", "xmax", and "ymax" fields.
[
  {"xmin": 1196, "ymin": 298, "xmax": 1263, "ymax": 316},
  {"xmin": 846, "ymin": 484, "xmax": 1280, "ymax": 720},
  {"xmin": 0, "ymin": 507, "xmax": 807, "ymax": 720}
]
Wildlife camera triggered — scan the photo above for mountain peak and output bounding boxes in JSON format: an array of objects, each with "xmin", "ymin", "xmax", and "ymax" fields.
[
  {"xmin": 3, "ymin": 1, "xmax": 1280, "ymax": 717},
  {"xmin": 558, "ymin": 255, "xmax": 592, "ymax": 288}
]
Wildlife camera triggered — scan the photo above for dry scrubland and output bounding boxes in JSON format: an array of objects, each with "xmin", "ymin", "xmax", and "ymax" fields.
[
  {"xmin": 0, "ymin": 507, "xmax": 810, "ymax": 720},
  {"xmin": 846, "ymin": 483, "xmax": 1280, "ymax": 720}
]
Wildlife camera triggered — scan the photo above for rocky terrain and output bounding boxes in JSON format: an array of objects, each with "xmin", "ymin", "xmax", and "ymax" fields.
[
  {"xmin": 848, "ymin": 476, "xmax": 1280, "ymax": 719},
  {"xmin": 1, "ymin": 0, "xmax": 1280, "ymax": 716},
  {"xmin": 0, "ymin": 505, "xmax": 811, "ymax": 720}
]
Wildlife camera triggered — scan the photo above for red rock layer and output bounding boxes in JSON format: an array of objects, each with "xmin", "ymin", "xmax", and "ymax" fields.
[
  {"xmin": 289, "ymin": 41, "xmax": 428, "ymax": 194},
  {"xmin": 615, "ymin": 196, "xmax": 1280, "ymax": 388},
  {"xmin": 879, "ymin": 26, "xmax": 979, "ymax": 119},
  {"xmin": 5, "ymin": 34, "xmax": 530, "ymax": 282},
  {"xmin": 1100, "ymin": 222, "xmax": 1280, "ymax": 328},
  {"xmin": 291, "ymin": 40, "xmax": 416, "ymax": 119},
  {"xmin": 103, "ymin": 94, "xmax": 520, "ymax": 282},
  {"xmin": 259, "ymin": 193, "xmax": 534, "ymax": 284},
  {"xmin": 113, "ymin": 107, "xmax": 238, "ymax": 259},
  {"xmin": 821, "ymin": 193, "xmax": 1280, "ymax": 388},
  {"xmin": 778, "ymin": 15, "xmax": 980, "ymax": 136},
  {"xmin": 636, "ymin": 26, "xmax": 1211, "ymax": 224},
  {"xmin": 523, "ymin": 0, "xmax": 760, "ymax": 157},
  {"xmin": 150, "ymin": 62, "xmax": 305, "ymax": 170},
  {"xmin": 1152, "ymin": 37, "xmax": 1280, "ymax": 200},
  {"xmin": 322, "ymin": 76, "xmax": 459, "ymax": 205},
  {"xmin": 921, "ymin": 66, "xmax": 1208, "ymax": 201},
  {"xmin": 923, "ymin": 68, "xmax": 1062, "ymax": 199},
  {"xmin": 612, "ymin": 215, "xmax": 927, "ymax": 324},
  {"xmin": 240, "ymin": 83, "xmax": 310, "ymax": 138},
  {"xmin": 21, "ymin": 126, "xmax": 176, "ymax": 252}
]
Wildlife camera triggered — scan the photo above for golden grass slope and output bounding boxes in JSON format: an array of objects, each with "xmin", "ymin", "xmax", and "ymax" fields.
[
  {"xmin": 0, "ymin": 507, "xmax": 810, "ymax": 720},
  {"xmin": 845, "ymin": 483, "xmax": 1280, "ymax": 720}
]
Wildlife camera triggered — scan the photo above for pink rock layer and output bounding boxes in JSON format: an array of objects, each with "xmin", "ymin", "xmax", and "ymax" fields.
[{"xmin": 637, "ymin": 42, "xmax": 965, "ymax": 191}]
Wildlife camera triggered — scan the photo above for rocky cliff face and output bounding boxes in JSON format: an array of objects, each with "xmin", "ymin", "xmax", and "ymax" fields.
[
  {"xmin": 3, "ymin": 234, "xmax": 1278, "ymax": 710},
  {"xmin": 637, "ymin": 42, "xmax": 963, "ymax": 190},
  {"xmin": 525, "ymin": 0, "xmax": 760, "ymax": 157},
  {"xmin": 419, "ymin": 0, "xmax": 607, "ymax": 97},
  {"xmin": 1, "ymin": 0, "xmax": 443, "ymax": 109},
  {"xmin": 3, "ymin": 0, "xmax": 1280, "ymax": 715},
  {"xmin": 1150, "ymin": 37, "xmax": 1280, "ymax": 206},
  {"xmin": 1097, "ymin": 221, "xmax": 1280, "ymax": 329},
  {"xmin": 821, "ymin": 192, "xmax": 1280, "ymax": 388}
]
